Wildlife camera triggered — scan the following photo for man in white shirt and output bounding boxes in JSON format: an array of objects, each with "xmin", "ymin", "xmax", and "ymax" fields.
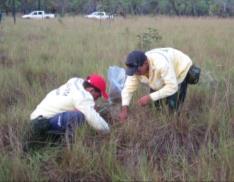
[
  {"xmin": 29, "ymin": 74, "xmax": 110, "ymax": 145},
  {"xmin": 119, "ymin": 48, "xmax": 200, "ymax": 122}
]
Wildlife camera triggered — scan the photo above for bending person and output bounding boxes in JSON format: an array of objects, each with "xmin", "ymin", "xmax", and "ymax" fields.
[{"xmin": 119, "ymin": 47, "xmax": 200, "ymax": 122}]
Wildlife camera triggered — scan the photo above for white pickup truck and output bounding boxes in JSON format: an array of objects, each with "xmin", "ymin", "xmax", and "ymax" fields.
[
  {"xmin": 22, "ymin": 11, "xmax": 55, "ymax": 19},
  {"xmin": 84, "ymin": 11, "xmax": 114, "ymax": 20}
]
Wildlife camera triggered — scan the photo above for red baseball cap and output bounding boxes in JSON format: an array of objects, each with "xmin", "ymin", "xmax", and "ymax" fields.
[{"xmin": 86, "ymin": 74, "xmax": 109, "ymax": 100}]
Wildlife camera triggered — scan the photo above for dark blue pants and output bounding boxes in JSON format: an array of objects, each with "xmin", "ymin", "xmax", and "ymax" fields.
[
  {"xmin": 26, "ymin": 111, "xmax": 85, "ymax": 150},
  {"xmin": 48, "ymin": 111, "xmax": 85, "ymax": 135},
  {"xmin": 150, "ymin": 74, "xmax": 189, "ymax": 112},
  {"xmin": 30, "ymin": 111, "xmax": 85, "ymax": 140}
]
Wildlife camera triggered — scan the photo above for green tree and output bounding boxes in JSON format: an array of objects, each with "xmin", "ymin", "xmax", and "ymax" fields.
[
  {"xmin": 68, "ymin": 0, "xmax": 87, "ymax": 13},
  {"xmin": 211, "ymin": 0, "xmax": 234, "ymax": 16},
  {"xmin": 0, "ymin": 0, "xmax": 13, "ymax": 14}
]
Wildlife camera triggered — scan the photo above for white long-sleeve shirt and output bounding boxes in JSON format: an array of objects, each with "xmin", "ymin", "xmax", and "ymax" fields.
[
  {"xmin": 30, "ymin": 78, "xmax": 110, "ymax": 133},
  {"xmin": 121, "ymin": 48, "xmax": 193, "ymax": 106}
]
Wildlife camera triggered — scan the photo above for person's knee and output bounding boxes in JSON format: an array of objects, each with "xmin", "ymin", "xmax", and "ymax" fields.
[
  {"xmin": 167, "ymin": 93, "xmax": 179, "ymax": 110},
  {"xmin": 60, "ymin": 111, "xmax": 85, "ymax": 131},
  {"xmin": 31, "ymin": 117, "xmax": 50, "ymax": 135},
  {"xmin": 168, "ymin": 99, "xmax": 177, "ymax": 110},
  {"xmin": 65, "ymin": 111, "xmax": 85, "ymax": 123}
]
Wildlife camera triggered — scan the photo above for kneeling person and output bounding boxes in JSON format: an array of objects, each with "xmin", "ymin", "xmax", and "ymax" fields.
[{"xmin": 29, "ymin": 74, "xmax": 110, "ymax": 145}]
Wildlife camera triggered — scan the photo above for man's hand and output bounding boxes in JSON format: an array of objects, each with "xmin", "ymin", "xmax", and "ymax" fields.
[
  {"xmin": 118, "ymin": 106, "xmax": 129, "ymax": 123},
  {"xmin": 137, "ymin": 95, "xmax": 151, "ymax": 107}
]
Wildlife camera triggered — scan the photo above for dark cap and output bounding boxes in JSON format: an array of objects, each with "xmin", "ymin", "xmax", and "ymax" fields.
[{"xmin": 125, "ymin": 50, "xmax": 147, "ymax": 76}]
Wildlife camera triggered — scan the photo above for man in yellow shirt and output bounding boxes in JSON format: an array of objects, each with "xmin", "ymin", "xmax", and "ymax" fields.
[{"xmin": 119, "ymin": 48, "xmax": 199, "ymax": 122}]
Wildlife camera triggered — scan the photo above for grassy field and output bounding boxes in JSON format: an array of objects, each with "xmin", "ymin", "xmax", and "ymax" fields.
[{"xmin": 0, "ymin": 15, "xmax": 233, "ymax": 181}]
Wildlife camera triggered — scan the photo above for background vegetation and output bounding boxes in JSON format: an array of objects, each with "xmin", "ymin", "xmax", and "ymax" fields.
[
  {"xmin": 0, "ymin": 15, "xmax": 233, "ymax": 181},
  {"xmin": 1, "ymin": 0, "xmax": 234, "ymax": 17}
]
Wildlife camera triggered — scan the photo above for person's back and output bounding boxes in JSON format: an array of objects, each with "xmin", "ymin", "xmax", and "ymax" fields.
[
  {"xmin": 31, "ymin": 77, "xmax": 92, "ymax": 120},
  {"xmin": 145, "ymin": 47, "xmax": 192, "ymax": 84}
]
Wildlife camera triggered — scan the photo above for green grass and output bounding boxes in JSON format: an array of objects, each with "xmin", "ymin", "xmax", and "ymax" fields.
[{"xmin": 0, "ymin": 15, "xmax": 233, "ymax": 181}]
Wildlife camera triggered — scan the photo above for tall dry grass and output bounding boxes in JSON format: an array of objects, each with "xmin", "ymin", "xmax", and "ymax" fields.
[{"xmin": 0, "ymin": 15, "xmax": 233, "ymax": 181}]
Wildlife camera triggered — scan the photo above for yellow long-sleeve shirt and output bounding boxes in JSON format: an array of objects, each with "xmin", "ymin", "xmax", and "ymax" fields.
[
  {"xmin": 30, "ymin": 78, "xmax": 110, "ymax": 133},
  {"xmin": 121, "ymin": 48, "xmax": 193, "ymax": 106}
]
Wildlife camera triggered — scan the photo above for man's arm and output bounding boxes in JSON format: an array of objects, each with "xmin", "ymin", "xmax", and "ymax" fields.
[
  {"xmin": 119, "ymin": 76, "xmax": 139, "ymax": 122},
  {"xmin": 121, "ymin": 76, "xmax": 139, "ymax": 106},
  {"xmin": 78, "ymin": 103, "xmax": 110, "ymax": 133}
]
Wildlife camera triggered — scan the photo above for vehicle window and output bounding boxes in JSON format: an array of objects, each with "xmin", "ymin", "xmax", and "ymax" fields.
[
  {"xmin": 97, "ymin": 12, "xmax": 104, "ymax": 16},
  {"xmin": 33, "ymin": 12, "xmax": 37, "ymax": 15},
  {"xmin": 38, "ymin": 12, "xmax": 42, "ymax": 15}
]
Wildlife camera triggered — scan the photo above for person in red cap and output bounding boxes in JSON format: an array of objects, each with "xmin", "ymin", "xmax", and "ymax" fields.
[{"xmin": 28, "ymin": 74, "xmax": 110, "ymax": 147}]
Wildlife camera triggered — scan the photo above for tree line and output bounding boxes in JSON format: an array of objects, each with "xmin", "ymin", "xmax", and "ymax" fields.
[{"xmin": 1, "ymin": 0, "xmax": 234, "ymax": 17}]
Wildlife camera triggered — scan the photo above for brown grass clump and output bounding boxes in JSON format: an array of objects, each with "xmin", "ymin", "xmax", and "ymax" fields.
[
  {"xmin": 98, "ymin": 101, "xmax": 122, "ymax": 125},
  {"xmin": 98, "ymin": 91, "xmax": 218, "ymax": 168},
  {"xmin": 40, "ymin": 158, "xmax": 62, "ymax": 181},
  {"xmin": 0, "ymin": 52, "xmax": 13, "ymax": 68},
  {"xmin": 0, "ymin": 87, "xmax": 25, "ymax": 113},
  {"xmin": 0, "ymin": 123, "xmax": 23, "ymax": 154},
  {"xmin": 39, "ymin": 145, "xmax": 112, "ymax": 181},
  {"xmin": 0, "ymin": 124, "xmax": 10, "ymax": 150},
  {"xmin": 115, "ymin": 110, "xmax": 205, "ymax": 162},
  {"xmin": 27, "ymin": 33, "xmax": 46, "ymax": 42},
  {"xmin": 0, "ymin": 49, "xmax": 26, "ymax": 68},
  {"xmin": 21, "ymin": 66, "xmax": 57, "ymax": 87}
]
